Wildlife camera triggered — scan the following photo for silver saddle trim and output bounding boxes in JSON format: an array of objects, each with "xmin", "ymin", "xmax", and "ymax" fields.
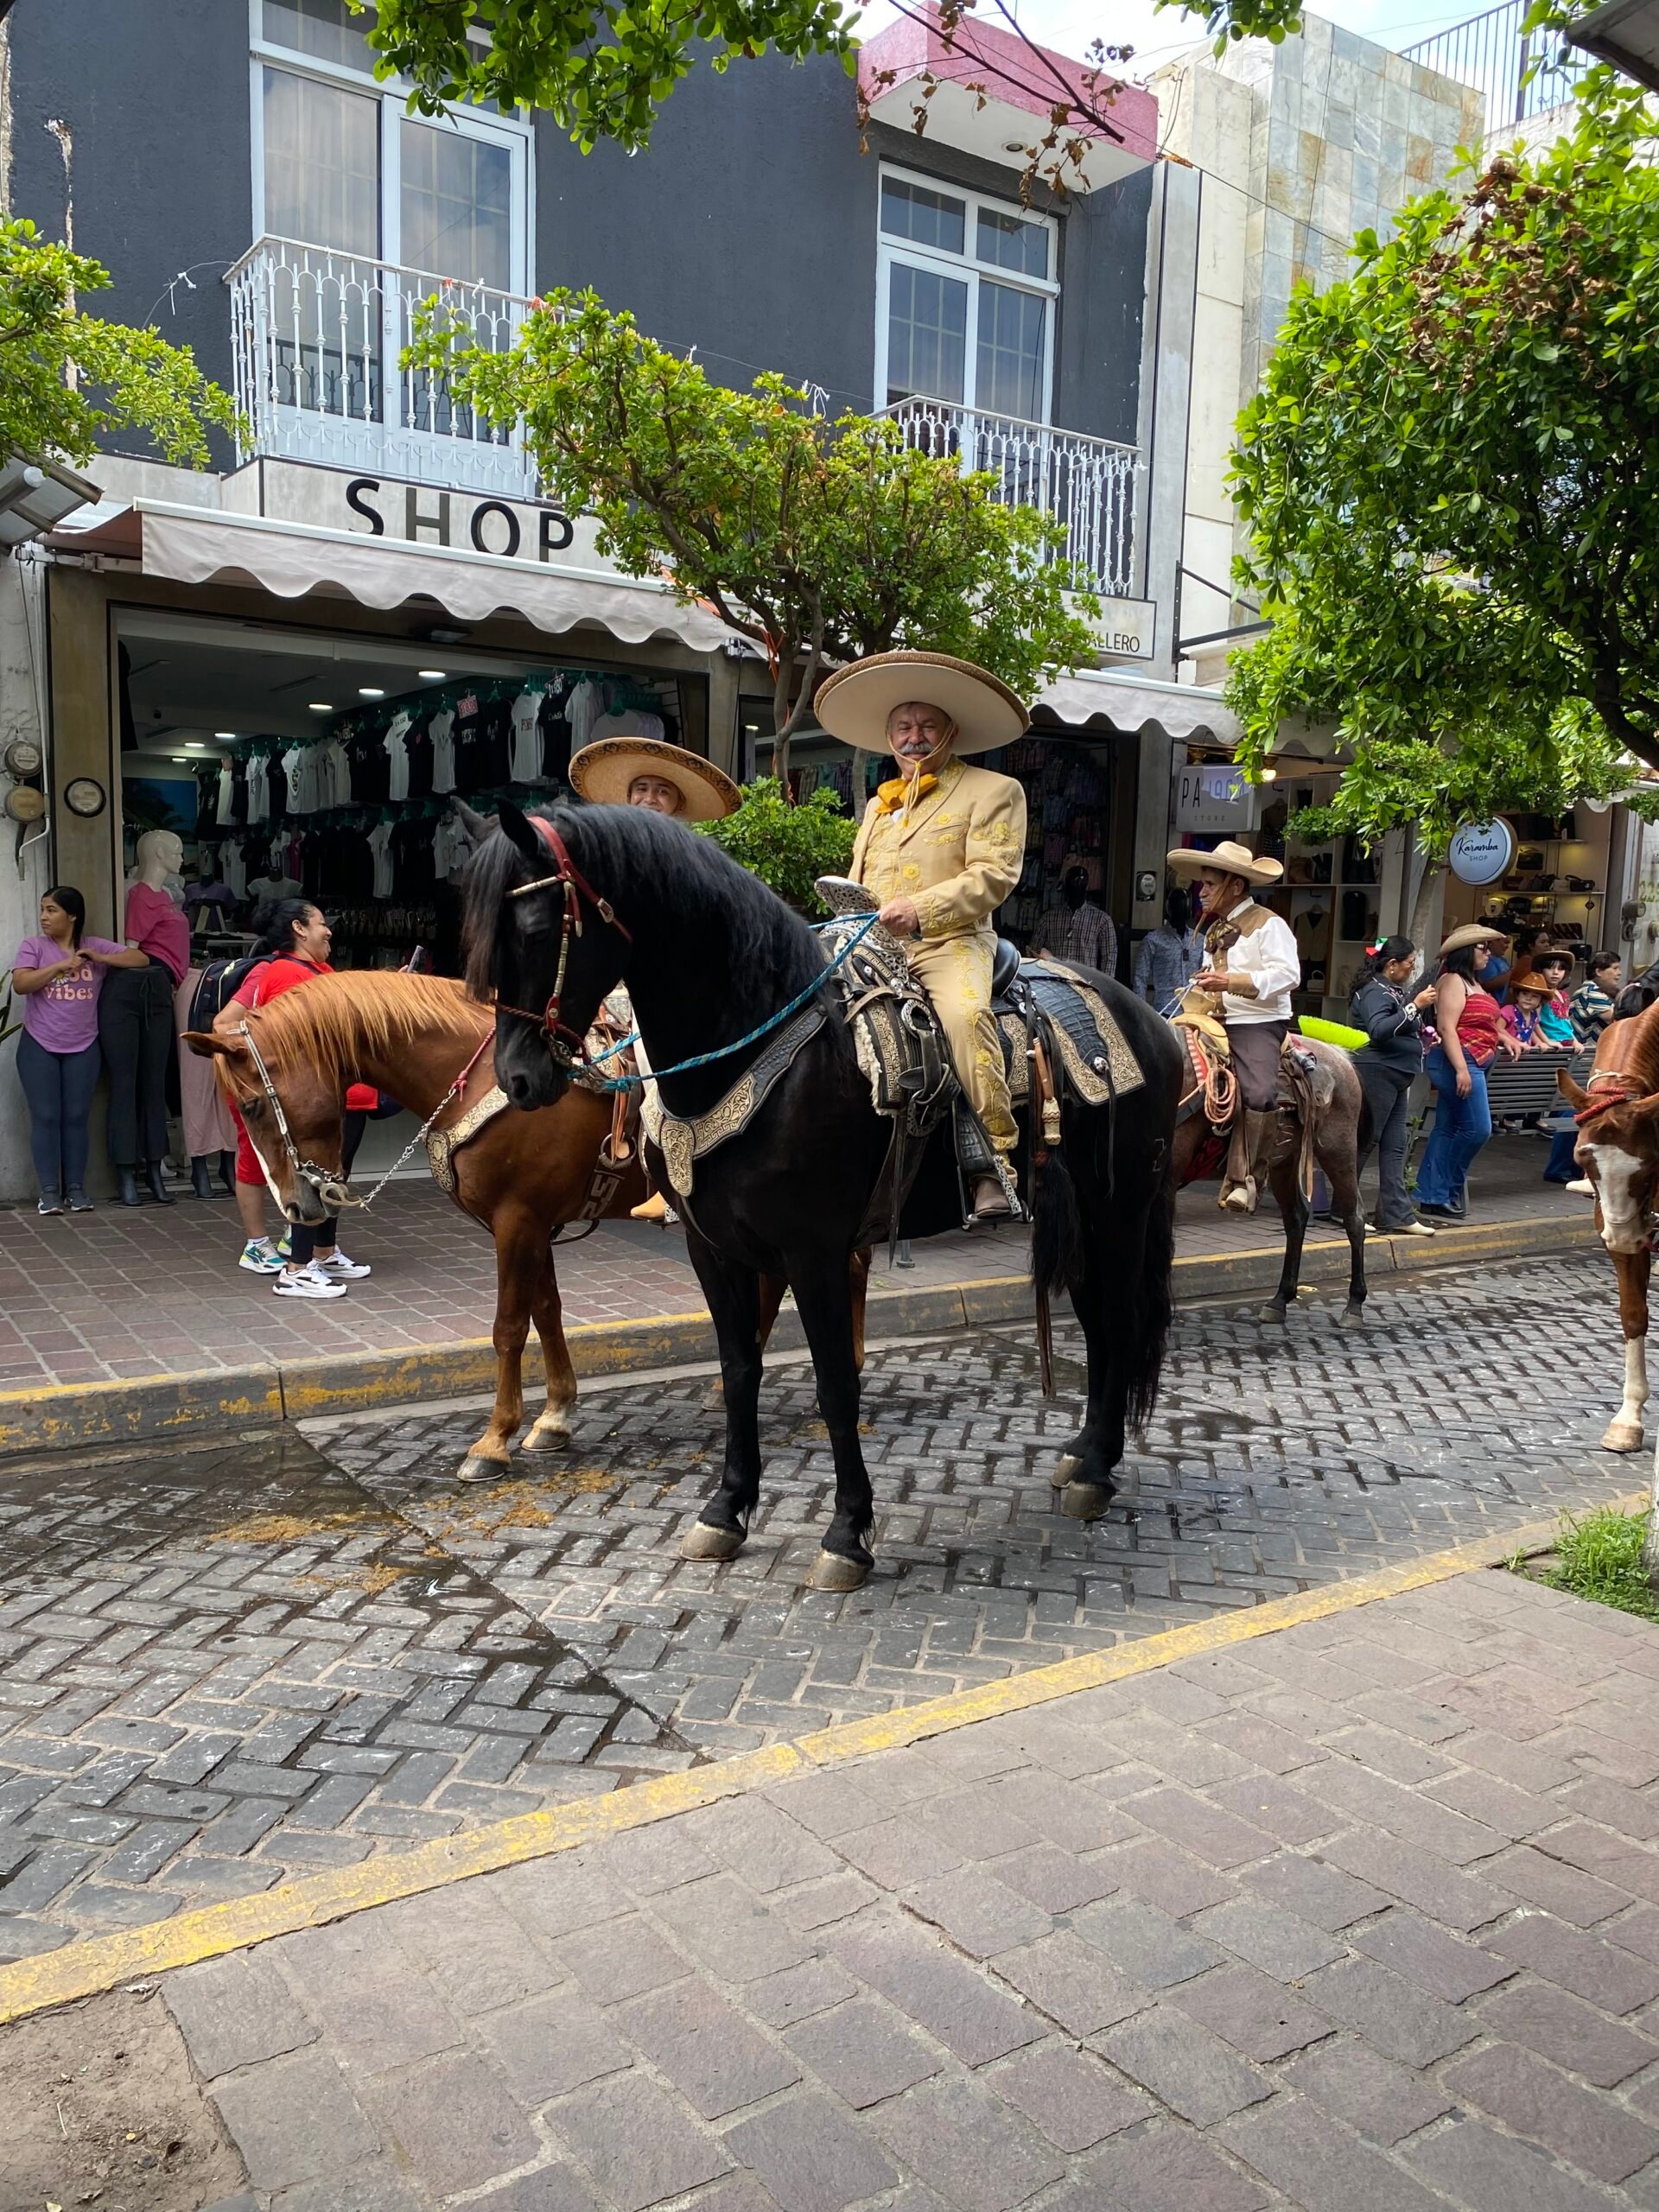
[
  {"xmin": 426, "ymin": 1084, "xmax": 512, "ymax": 1194},
  {"xmin": 639, "ymin": 1001, "xmax": 829, "ymax": 1200}
]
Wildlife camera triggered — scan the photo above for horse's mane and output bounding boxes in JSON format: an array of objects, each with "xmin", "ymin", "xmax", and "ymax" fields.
[
  {"xmin": 464, "ymin": 801, "xmax": 824, "ymax": 1015},
  {"xmin": 1606, "ymin": 990, "xmax": 1659, "ymax": 1093},
  {"xmin": 249, "ymin": 970, "xmax": 488, "ymax": 1094}
]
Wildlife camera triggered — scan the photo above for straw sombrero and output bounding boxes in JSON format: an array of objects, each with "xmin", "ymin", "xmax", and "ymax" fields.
[
  {"xmin": 568, "ymin": 738, "xmax": 741, "ymax": 823},
  {"xmin": 1165, "ymin": 839, "xmax": 1284, "ymax": 889},
  {"xmin": 1439, "ymin": 923, "xmax": 1510, "ymax": 957},
  {"xmin": 813, "ymin": 651, "xmax": 1028, "ymax": 758}
]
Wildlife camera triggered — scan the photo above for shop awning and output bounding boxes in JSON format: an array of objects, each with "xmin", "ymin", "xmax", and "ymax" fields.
[
  {"xmin": 50, "ymin": 499, "xmax": 738, "ymax": 654},
  {"xmin": 1035, "ymin": 667, "xmax": 1243, "ymax": 744}
]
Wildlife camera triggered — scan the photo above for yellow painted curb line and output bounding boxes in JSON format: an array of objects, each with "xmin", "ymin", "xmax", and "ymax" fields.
[{"xmin": 0, "ymin": 1493, "xmax": 1635, "ymax": 2028}]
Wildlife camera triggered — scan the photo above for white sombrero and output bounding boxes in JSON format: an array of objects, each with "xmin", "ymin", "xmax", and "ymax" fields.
[
  {"xmin": 568, "ymin": 738, "xmax": 741, "ymax": 823},
  {"xmin": 813, "ymin": 650, "xmax": 1029, "ymax": 758},
  {"xmin": 1166, "ymin": 839, "xmax": 1284, "ymax": 888}
]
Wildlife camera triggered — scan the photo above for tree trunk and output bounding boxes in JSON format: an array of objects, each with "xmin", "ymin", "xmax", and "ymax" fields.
[
  {"xmin": 1408, "ymin": 855, "xmax": 1445, "ymax": 963},
  {"xmin": 772, "ymin": 661, "xmax": 795, "ymax": 795}
]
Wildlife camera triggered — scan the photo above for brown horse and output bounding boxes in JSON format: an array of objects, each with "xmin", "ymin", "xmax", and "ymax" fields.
[
  {"xmin": 1169, "ymin": 1030, "xmax": 1371, "ymax": 1326},
  {"xmin": 188, "ymin": 971, "xmax": 859, "ymax": 1483},
  {"xmin": 1560, "ymin": 998, "xmax": 1659, "ymax": 1455}
]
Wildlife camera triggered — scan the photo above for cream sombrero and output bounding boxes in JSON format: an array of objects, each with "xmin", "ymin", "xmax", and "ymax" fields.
[
  {"xmin": 568, "ymin": 738, "xmax": 741, "ymax": 823},
  {"xmin": 813, "ymin": 651, "xmax": 1029, "ymax": 758},
  {"xmin": 1438, "ymin": 922, "xmax": 1510, "ymax": 957},
  {"xmin": 1166, "ymin": 839, "xmax": 1284, "ymax": 888}
]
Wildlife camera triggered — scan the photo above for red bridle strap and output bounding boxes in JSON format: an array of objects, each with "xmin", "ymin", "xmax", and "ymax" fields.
[{"xmin": 496, "ymin": 816, "xmax": 632, "ymax": 1056}]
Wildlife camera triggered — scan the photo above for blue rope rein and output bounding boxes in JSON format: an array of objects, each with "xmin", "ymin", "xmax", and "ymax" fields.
[{"xmin": 588, "ymin": 912, "xmax": 882, "ymax": 1092}]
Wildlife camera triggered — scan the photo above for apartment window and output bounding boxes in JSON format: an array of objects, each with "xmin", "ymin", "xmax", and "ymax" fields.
[{"xmin": 877, "ymin": 169, "xmax": 1058, "ymax": 423}]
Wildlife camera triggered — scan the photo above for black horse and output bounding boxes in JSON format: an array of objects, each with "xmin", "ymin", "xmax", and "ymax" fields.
[{"xmin": 466, "ymin": 800, "xmax": 1184, "ymax": 1592}]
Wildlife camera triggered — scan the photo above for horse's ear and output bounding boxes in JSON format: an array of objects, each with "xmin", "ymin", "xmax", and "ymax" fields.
[
  {"xmin": 1558, "ymin": 1068, "xmax": 1592, "ymax": 1110},
  {"xmin": 496, "ymin": 799, "xmax": 541, "ymax": 863},
  {"xmin": 450, "ymin": 798, "xmax": 490, "ymax": 849},
  {"xmin": 184, "ymin": 1029, "xmax": 239, "ymax": 1061}
]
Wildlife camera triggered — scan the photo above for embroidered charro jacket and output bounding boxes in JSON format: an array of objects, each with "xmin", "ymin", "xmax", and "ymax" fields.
[{"xmin": 849, "ymin": 758, "xmax": 1027, "ymax": 940}]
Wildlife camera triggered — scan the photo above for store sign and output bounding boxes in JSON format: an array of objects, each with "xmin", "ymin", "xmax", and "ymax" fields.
[
  {"xmin": 343, "ymin": 477, "xmax": 579, "ymax": 564},
  {"xmin": 1089, "ymin": 596, "xmax": 1156, "ymax": 663},
  {"xmin": 1448, "ymin": 819, "xmax": 1516, "ymax": 886},
  {"xmin": 1173, "ymin": 760, "xmax": 1254, "ymax": 834}
]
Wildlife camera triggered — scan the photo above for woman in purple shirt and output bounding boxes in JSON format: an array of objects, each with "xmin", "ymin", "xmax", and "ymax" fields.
[{"xmin": 11, "ymin": 886, "xmax": 147, "ymax": 1214}]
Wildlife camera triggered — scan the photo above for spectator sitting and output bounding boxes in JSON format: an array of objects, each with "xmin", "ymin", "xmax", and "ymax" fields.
[
  {"xmin": 1529, "ymin": 948, "xmax": 1577, "ymax": 1045},
  {"xmin": 1571, "ymin": 953, "xmax": 1622, "ymax": 1044},
  {"xmin": 1501, "ymin": 976, "xmax": 1551, "ymax": 1049}
]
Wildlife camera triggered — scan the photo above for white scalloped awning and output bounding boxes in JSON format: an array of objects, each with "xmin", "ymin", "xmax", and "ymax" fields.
[
  {"xmin": 1036, "ymin": 667, "xmax": 1242, "ymax": 743},
  {"xmin": 54, "ymin": 499, "xmax": 737, "ymax": 654}
]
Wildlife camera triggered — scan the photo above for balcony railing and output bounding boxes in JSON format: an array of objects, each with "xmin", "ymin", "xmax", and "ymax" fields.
[
  {"xmin": 226, "ymin": 236, "xmax": 538, "ymax": 499},
  {"xmin": 879, "ymin": 398, "xmax": 1140, "ymax": 601},
  {"xmin": 1402, "ymin": 0, "xmax": 1586, "ymax": 130}
]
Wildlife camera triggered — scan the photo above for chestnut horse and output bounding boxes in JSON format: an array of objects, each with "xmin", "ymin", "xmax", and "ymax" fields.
[
  {"xmin": 1560, "ymin": 997, "xmax": 1659, "ymax": 1457},
  {"xmin": 188, "ymin": 971, "xmax": 850, "ymax": 1482}
]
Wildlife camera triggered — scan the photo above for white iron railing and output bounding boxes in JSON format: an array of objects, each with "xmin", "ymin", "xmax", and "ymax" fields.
[
  {"xmin": 1402, "ymin": 0, "xmax": 1585, "ymax": 130},
  {"xmin": 226, "ymin": 236, "xmax": 538, "ymax": 498},
  {"xmin": 879, "ymin": 398, "xmax": 1140, "ymax": 600}
]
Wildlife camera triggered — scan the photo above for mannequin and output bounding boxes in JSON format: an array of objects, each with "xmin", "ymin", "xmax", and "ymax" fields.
[
  {"xmin": 100, "ymin": 830, "xmax": 190, "ymax": 1205},
  {"xmin": 1036, "ymin": 864, "xmax": 1117, "ymax": 976}
]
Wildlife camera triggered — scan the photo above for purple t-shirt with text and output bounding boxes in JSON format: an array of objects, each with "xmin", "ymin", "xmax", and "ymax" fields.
[{"xmin": 12, "ymin": 936, "xmax": 121, "ymax": 1054}]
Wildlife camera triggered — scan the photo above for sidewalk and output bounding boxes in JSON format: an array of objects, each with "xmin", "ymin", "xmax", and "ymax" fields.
[
  {"xmin": 0, "ymin": 1134, "xmax": 1592, "ymax": 1448},
  {"xmin": 8, "ymin": 1554, "xmax": 1659, "ymax": 2209}
]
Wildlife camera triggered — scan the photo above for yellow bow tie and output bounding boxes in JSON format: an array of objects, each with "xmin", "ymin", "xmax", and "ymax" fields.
[{"xmin": 874, "ymin": 772, "xmax": 938, "ymax": 816}]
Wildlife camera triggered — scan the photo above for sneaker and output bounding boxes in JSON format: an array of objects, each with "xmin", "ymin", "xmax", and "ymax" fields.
[
  {"xmin": 238, "ymin": 1238, "xmax": 283, "ymax": 1274},
  {"xmin": 65, "ymin": 1190, "xmax": 94, "ymax": 1212},
  {"xmin": 1566, "ymin": 1176, "xmax": 1594, "ymax": 1195},
  {"xmin": 276, "ymin": 1232, "xmax": 292, "ymax": 1261},
  {"xmin": 311, "ymin": 1249, "xmax": 372, "ymax": 1280},
  {"xmin": 272, "ymin": 1263, "xmax": 348, "ymax": 1300},
  {"xmin": 37, "ymin": 1192, "xmax": 63, "ymax": 1217}
]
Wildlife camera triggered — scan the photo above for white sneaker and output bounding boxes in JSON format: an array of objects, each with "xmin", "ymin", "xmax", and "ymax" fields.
[
  {"xmin": 238, "ymin": 1238, "xmax": 283, "ymax": 1274},
  {"xmin": 1566, "ymin": 1176, "xmax": 1594, "ymax": 1195},
  {"xmin": 272, "ymin": 1263, "xmax": 348, "ymax": 1300},
  {"xmin": 312, "ymin": 1249, "xmax": 372, "ymax": 1280}
]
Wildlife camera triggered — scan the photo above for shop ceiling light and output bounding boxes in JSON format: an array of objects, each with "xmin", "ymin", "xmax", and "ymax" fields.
[
  {"xmin": 418, "ymin": 669, "xmax": 446, "ymax": 680},
  {"xmin": 359, "ymin": 686, "xmax": 385, "ymax": 698},
  {"xmin": 308, "ymin": 702, "xmax": 333, "ymax": 712},
  {"xmin": 215, "ymin": 731, "xmax": 235, "ymax": 739}
]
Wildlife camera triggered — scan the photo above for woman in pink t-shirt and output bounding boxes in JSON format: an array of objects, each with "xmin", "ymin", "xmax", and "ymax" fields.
[{"xmin": 11, "ymin": 886, "xmax": 148, "ymax": 1213}]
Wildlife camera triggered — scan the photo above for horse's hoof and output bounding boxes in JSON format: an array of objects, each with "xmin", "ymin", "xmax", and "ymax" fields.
[
  {"xmin": 1338, "ymin": 1305, "xmax": 1366, "ymax": 1330},
  {"xmin": 458, "ymin": 1455, "xmax": 511, "ymax": 1485},
  {"xmin": 521, "ymin": 1420, "xmax": 572, "ymax": 1454},
  {"xmin": 1259, "ymin": 1303, "xmax": 1287, "ymax": 1325},
  {"xmin": 806, "ymin": 1547, "xmax": 872, "ymax": 1592},
  {"xmin": 1051, "ymin": 1452, "xmax": 1081, "ymax": 1491},
  {"xmin": 1061, "ymin": 1479, "xmax": 1115, "ymax": 1521},
  {"xmin": 1602, "ymin": 1422, "xmax": 1645, "ymax": 1454},
  {"xmin": 679, "ymin": 1519, "xmax": 746, "ymax": 1562}
]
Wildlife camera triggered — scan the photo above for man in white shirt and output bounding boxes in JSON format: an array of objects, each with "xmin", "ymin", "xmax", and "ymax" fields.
[{"xmin": 1167, "ymin": 839, "xmax": 1300, "ymax": 1213}]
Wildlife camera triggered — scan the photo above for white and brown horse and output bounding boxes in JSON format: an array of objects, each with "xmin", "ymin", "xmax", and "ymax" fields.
[{"xmin": 1560, "ymin": 998, "xmax": 1659, "ymax": 1454}]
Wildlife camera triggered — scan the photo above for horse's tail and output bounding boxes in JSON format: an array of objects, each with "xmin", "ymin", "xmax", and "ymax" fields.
[
  {"xmin": 1125, "ymin": 1136, "xmax": 1176, "ymax": 1438},
  {"xmin": 1032, "ymin": 1148, "xmax": 1086, "ymax": 1307}
]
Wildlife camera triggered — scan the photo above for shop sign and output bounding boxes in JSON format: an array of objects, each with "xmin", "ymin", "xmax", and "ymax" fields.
[
  {"xmin": 1448, "ymin": 819, "xmax": 1516, "ymax": 886},
  {"xmin": 1087, "ymin": 596, "xmax": 1156, "ymax": 662},
  {"xmin": 230, "ymin": 459, "xmax": 618, "ymax": 574},
  {"xmin": 1173, "ymin": 760, "xmax": 1254, "ymax": 834}
]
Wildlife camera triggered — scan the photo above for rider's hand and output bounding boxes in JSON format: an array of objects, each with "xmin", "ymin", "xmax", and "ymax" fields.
[
  {"xmin": 1192, "ymin": 969, "xmax": 1230, "ymax": 994},
  {"xmin": 877, "ymin": 898, "xmax": 921, "ymax": 937},
  {"xmin": 1454, "ymin": 1064, "xmax": 1473, "ymax": 1097}
]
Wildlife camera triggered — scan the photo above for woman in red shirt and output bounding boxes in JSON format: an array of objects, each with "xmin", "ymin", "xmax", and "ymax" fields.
[{"xmin": 212, "ymin": 900, "xmax": 376, "ymax": 1300}]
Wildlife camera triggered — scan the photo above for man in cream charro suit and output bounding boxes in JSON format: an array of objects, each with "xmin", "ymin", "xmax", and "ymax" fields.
[{"xmin": 816, "ymin": 650, "xmax": 1028, "ymax": 1221}]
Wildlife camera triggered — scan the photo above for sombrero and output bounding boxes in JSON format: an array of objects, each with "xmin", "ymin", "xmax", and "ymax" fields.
[
  {"xmin": 568, "ymin": 738, "xmax": 741, "ymax": 823},
  {"xmin": 1438, "ymin": 923, "xmax": 1509, "ymax": 957},
  {"xmin": 813, "ymin": 651, "xmax": 1028, "ymax": 758},
  {"xmin": 1165, "ymin": 839, "xmax": 1284, "ymax": 888}
]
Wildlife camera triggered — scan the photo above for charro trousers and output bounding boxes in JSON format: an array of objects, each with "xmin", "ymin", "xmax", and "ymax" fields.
[{"xmin": 909, "ymin": 931, "xmax": 1017, "ymax": 1154}]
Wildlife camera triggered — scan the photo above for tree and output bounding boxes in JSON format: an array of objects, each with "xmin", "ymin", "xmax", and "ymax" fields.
[
  {"xmin": 1229, "ymin": 57, "xmax": 1659, "ymax": 830},
  {"xmin": 410, "ymin": 289, "xmax": 1099, "ymax": 782},
  {"xmin": 696, "ymin": 779, "xmax": 856, "ymax": 912},
  {"xmin": 0, "ymin": 217, "xmax": 238, "ymax": 469}
]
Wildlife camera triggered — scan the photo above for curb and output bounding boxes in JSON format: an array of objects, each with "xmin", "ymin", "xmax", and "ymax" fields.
[
  {"xmin": 0, "ymin": 1493, "xmax": 1634, "ymax": 2028},
  {"xmin": 0, "ymin": 1209, "xmax": 1599, "ymax": 1457}
]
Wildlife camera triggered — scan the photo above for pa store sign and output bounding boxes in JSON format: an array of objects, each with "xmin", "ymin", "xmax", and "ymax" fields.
[
  {"xmin": 1448, "ymin": 819, "xmax": 1516, "ymax": 886},
  {"xmin": 1173, "ymin": 762, "xmax": 1252, "ymax": 834},
  {"xmin": 345, "ymin": 477, "xmax": 579, "ymax": 563}
]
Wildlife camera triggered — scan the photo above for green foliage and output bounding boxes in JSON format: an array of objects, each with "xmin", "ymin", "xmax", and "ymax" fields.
[
  {"xmin": 696, "ymin": 779, "xmax": 856, "ymax": 912},
  {"xmin": 372, "ymin": 0, "xmax": 859, "ymax": 151},
  {"xmin": 0, "ymin": 218, "xmax": 239, "ymax": 468},
  {"xmin": 1540, "ymin": 1508, "xmax": 1659, "ymax": 1621},
  {"xmin": 408, "ymin": 289, "xmax": 1098, "ymax": 771},
  {"xmin": 1227, "ymin": 61, "xmax": 1659, "ymax": 850}
]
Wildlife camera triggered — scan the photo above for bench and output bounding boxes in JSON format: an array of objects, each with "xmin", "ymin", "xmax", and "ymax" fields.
[{"xmin": 1400, "ymin": 1046, "xmax": 1592, "ymax": 1184}]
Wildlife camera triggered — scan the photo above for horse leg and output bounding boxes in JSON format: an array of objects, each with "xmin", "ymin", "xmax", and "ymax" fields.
[
  {"xmin": 522, "ymin": 1247, "xmax": 577, "ymax": 1453},
  {"xmin": 756, "ymin": 1273, "xmax": 788, "ymax": 1353},
  {"xmin": 1605, "ymin": 1248, "xmax": 1651, "ymax": 1453},
  {"xmin": 678, "ymin": 1243, "xmax": 765, "ymax": 1562},
  {"xmin": 1314, "ymin": 1120, "xmax": 1370, "ymax": 1328},
  {"xmin": 1261, "ymin": 1149, "xmax": 1308, "ymax": 1325},
  {"xmin": 850, "ymin": 1247, "xmax": 871, "ymax": 1373},
  {"xmin": 461, "ymin": 1207, "xmax": 539, "ymax": 1484},
  {"xmin": 1052, "ymin": 1249, "xmax": 1129, "ymax": 1522},
  {"xmin": 791, "ymin": 1257, "xmax": 877, "ymax": 1592}
]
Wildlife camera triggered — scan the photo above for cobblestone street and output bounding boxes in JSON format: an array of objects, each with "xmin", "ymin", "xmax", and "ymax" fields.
[{"xmin": 0, "ymin": 1249, "xmax": 1635, "ymax": 1961}]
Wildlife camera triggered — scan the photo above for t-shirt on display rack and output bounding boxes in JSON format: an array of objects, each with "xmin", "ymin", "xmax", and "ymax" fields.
[
  {"xmin": 189, "ymin": 667, "xmax": 683, "ymax": 972},
  {"xmin": 992, "ymin": 736, "xmax": 1111, "ymax": 953}
]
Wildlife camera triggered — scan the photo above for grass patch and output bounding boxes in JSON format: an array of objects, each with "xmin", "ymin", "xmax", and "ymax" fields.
[{"xmin": 1539, "ymin": 1507, "xmax": 1659, "ymax": 1622}]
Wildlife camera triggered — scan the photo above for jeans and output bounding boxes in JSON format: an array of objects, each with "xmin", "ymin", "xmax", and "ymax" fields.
[
  {"xmin": 1416, "ymin": 1046, "xmax": 1491, "ymax": 1209},
  {"xmin": 17, "ymin": 1031, "xmax": 101, "ymax": 1198},
  {"xmin": 98, "ymin": 958, "xmax": 174, "ymax": 1165},
  {"xmin": 1356, "ymin": 1059, "xmax": 1418, "ymax": 1228},
  {"xmin": 1546, "ymin": 1128, "xmax": 1580, "ymax": 1181}
]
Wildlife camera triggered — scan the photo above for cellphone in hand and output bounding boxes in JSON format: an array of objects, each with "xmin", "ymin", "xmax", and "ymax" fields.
[{"xmin": 405, "ymin": 945, "xmax": 429, "ymax": 973}]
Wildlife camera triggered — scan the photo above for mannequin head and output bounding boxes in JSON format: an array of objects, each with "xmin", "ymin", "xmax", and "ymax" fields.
[
  {"xmin": 135, "ymin": 830, "xmax": 183, "ymax": 887},
  {"xmin": 1063, "ymin": 867, "xmax": 1091, "ymax": 912}
]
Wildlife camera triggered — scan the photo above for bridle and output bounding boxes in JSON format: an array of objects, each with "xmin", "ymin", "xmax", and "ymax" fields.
[{"xmin": 497, "ymin": 817, "xmax": 632, "ymax": 1068}]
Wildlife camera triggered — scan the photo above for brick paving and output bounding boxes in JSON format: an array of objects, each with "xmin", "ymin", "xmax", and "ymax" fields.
[
  {"xmin": 137, "ymin": 1567, "xmax": 1659, "ymax": 2210},
  {"xmin": 0, "ymin": 1132, "xmax": 1580, "ymax": 1392},
  {"xmin": 0, "ymin": 1249, "xmax": 1635, "ymax": 1958}
]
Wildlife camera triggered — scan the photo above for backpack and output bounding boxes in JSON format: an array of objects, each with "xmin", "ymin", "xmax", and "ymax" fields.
[{"xmin": 187, "ymin": 953, "xmax": 271, "ymax": 1039}]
